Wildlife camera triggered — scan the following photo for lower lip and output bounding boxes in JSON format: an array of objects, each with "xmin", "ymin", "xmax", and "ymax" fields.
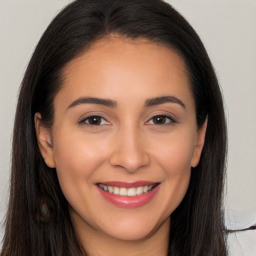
[{"xmin": 96, "ymin": 185, "xmax": 160, "ymax": 208}]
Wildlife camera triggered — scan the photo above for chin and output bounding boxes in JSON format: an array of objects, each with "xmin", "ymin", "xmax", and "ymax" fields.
[{"xmin": 97, "ymin": 214, "xmax": 170, "ymax": 242}]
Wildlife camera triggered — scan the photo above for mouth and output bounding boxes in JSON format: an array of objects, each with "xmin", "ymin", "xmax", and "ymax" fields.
[
  {"xmin": 96, "ymin": 181, "xmax": 161, "ymax": 208},
  {"xmin": 97, "ymin": 182, "xmax": 160, "ymax": 197}
]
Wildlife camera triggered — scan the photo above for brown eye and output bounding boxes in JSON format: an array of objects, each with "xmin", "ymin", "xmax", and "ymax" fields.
[
  {"xmin": 81, "ymin": 116, "xmax": 109, "ymax": 126},
  {"xmin": 148, "ymin": 115, "xmax": 175, "ymax": 125}
]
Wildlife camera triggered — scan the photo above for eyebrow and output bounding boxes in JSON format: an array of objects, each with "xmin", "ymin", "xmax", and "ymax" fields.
[
  {"xmin": 145, "ymin": 96, "xmax": 185, "ymax": 108},
  {"xmin": 67, "ymin": 95, "xmax": 185, "ymax": 109},
  {"xmin": 68, "ymin": 97, "xmax": 117, "ymax": 109}
]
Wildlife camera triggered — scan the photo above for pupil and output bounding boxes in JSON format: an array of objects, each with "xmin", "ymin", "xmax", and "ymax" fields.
[
  {"xmin": 154, "ymin": 116, "xmax": 165, "ymax": 124},
  {"xmin": 89, "ymin": 117, "xmax": 101, "ymax": 125}
]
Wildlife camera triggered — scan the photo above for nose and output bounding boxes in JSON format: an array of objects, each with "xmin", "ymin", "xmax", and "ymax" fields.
[{"xmin": 109, "ymin": 127, "xmax": 150, "ymax": 173}]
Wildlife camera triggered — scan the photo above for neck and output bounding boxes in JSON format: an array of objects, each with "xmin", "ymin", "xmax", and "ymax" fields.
[{"xmin": 71, "ymin": 211, "xmax": 170, "ymax": 256}]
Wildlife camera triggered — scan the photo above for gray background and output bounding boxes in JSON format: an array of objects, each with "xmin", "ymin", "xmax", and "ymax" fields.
[{"xmin": 1, "ymin": 0, "xmax": 256, "ymax": 222}]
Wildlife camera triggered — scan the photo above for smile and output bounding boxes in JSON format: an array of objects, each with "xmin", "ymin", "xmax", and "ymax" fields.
[
  {"xmin": 98, "ymin": 184, "xmax": 157, "ymax": 197},
  {"xmin": 96, "ymin": 181, "xmax": 160, "ymax": 208}
]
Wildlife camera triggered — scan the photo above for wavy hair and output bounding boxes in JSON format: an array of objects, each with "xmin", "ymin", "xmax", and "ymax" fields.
[{"xmin": 1, "ymin": 0, "xmax": 227, "ymax": 255}]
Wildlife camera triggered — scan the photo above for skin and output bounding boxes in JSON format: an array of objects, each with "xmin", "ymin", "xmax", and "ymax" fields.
[{"xmin": 36, "ymin": 35, "xmax": 207, "ymax": 256}]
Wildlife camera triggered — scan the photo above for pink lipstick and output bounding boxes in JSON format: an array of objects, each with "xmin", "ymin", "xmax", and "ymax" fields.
[{"xmin": 96, "ymin": 181, "xmax": 160, "ymax": 208}]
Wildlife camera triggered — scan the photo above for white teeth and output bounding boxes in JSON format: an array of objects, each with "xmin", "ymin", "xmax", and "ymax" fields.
[
  {"xmin": 119, "ymin": 188, "xmax": 128, "ymax": 196},
  {"xmin": 136, "ymin": 186, "xmax": 144, "ymax": 195},
  {"xmin": 99, "ymin": 184, "xmax": 108, "ymax": 191},
  {"xmin": 99, "ymin": 184, "xmax": 157, "ymax": 196},
  {"xmin": 108, "ymin": 186, "xmax": 113, "ymax": 193},
  {"xmin": 113, "ymin": 187, "xmax": 119, "ymax": 195},
  {"xmin": 127, "ymin": 188, "xmax": 137, "ymax": 196}
]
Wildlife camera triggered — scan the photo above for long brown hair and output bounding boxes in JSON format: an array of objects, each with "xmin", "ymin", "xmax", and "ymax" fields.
[{"xmin": 1, "ymin": 0, "xmax": 227, "ymax": 255}]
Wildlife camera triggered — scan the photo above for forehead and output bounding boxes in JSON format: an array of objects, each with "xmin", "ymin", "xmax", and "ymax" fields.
[{"xmin": 57, "ymin": 35, "xmax": 193, "ymax": 108}]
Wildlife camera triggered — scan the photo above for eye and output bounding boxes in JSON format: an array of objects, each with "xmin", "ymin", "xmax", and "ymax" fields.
[
  {"xmin": 79, "ymin": 115, "xmax": 110, "ymax": 126},
  {"xmin": 147, "ymin": 115, "xmax": 176, "ymax": 125}
]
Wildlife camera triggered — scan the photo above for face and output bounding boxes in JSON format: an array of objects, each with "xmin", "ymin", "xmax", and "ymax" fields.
[{"xmin": 36, "ymin": 36, "xmax": 206, "ymax": 242}]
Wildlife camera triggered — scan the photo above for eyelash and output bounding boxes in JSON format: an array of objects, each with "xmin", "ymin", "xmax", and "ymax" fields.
[
  {"xmin": 146, "ymin": 115, "xmax": 177, "ymax": 125},
  {"xmin": 79, "ymin": 115, "xmax": 110, "ymax": 126},
  {"xmin": 79, "ymin": 114, "xmax": 177, "ymax": 127}
]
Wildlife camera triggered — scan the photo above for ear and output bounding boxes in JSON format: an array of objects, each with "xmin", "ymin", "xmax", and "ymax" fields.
[
  {"xmin": 34, "ymin": 113, "xmax": 56, "ymax": 168},
  {"xmin": 191, "ymin": 119, "xmax": 208, "ymax": 168}
]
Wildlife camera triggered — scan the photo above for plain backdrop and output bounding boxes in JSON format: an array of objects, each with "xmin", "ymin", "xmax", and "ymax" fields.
[{"xmin": 0, "ymin": 0, "xmax": 256, "ymax": 222}]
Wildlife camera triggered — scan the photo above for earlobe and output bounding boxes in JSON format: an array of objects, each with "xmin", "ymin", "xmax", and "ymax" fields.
[
  {"xmin": 191, "ymin": 119, "xmax": 208, "ymax": 168},
  {"xmin": 34, "ymin": 113, "xmax": 56, "ymax": 168}
]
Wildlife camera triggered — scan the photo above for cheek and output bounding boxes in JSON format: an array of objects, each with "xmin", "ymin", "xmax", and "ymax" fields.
[
  {"xmin": 156, "ymin": 130, "xmax": 196, "ymax": 175},
  {"xmin": 52, "ymin": 130, "xmax": 109, "ymax": 200},
  {"xmin": 53, "ymin": 127, "xmax": 110, "ymax": 168},
  {"xmin": 151, "ymin": 130, "xmax": 196, "ymax": 212}
]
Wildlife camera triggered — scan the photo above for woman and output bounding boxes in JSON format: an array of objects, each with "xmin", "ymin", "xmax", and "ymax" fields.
[{"xmin": 1, "ymin": 0, "xmax": 227, "ymax": 255}]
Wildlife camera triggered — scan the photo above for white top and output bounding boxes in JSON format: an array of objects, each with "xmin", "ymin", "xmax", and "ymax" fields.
[{"xmin": 226, "ymin": 207, "xmax": 256, "ymax": 256}]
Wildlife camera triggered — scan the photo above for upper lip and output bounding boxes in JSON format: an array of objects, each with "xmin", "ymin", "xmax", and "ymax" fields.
[{"xmin": 97, "ymin": 181, "xmax": 159, "ymax": 188}]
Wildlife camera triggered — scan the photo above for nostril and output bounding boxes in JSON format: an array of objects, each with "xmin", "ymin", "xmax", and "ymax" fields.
[
  {"xmin": 109, "ymin": 131, "xmax": 150, "ymax": 172},
  {"xmin": 109, "ymin": 153, "xmax": 150, "ymax": 173}
]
